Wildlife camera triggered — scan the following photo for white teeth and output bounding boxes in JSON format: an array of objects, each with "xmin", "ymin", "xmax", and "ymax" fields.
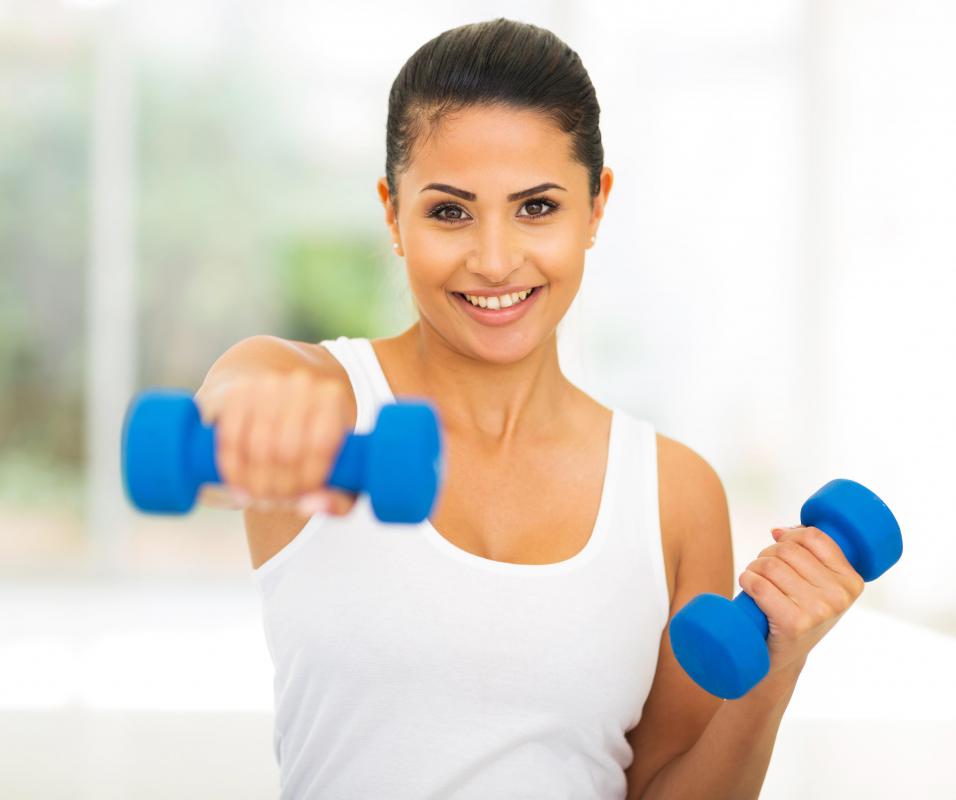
[{"xmin": 461, "ymin": 288, "xmax": 535, "ymax": 310}]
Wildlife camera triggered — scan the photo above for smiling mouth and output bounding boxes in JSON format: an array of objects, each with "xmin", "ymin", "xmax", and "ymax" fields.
[{"xmin": 451, "ymin": 286, "xmax": 541, "ymax": 310}]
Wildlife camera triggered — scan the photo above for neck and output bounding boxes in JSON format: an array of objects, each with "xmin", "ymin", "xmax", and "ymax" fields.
[{"xmin": 388, "ymin": 320, "xmax": 576, "ymax": 447}]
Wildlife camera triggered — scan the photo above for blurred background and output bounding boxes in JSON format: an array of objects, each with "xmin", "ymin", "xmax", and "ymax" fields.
[{"xmin": 1, "ymin": 0, "xmax": 954, "ymax": 797}]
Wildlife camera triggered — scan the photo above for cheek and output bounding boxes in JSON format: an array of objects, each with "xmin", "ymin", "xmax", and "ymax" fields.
[{"xmin": 405, "ymin": 261, "xmax": 452, "ymax": 295}]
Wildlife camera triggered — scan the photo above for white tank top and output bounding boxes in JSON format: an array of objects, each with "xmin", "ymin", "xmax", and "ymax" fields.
[{"xmin": 251, "ymin": 336, "xmax": 670, "ymax": 799}]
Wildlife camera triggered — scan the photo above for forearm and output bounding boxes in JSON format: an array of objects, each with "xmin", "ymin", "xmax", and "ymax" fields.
[{"xmin": 639, "ymin": 663, "xmax": 803, "ymax": 800}]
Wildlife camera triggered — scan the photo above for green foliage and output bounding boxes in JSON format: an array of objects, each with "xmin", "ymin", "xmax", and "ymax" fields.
[{"xmin": 276, "ymin": 233, "xmax": 392, "ymax": 344}]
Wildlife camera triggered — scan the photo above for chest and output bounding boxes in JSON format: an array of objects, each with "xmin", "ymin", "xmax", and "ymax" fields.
[{"xmin": 427, "ymin": 426, "xmax": 611, "ymax": 566}]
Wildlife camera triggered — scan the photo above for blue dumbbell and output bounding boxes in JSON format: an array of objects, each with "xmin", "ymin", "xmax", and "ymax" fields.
[
  {"xmin": 669, "ymin": 478, "xmax": 902, "ymax": 699},
  {"xmin": 121, "ymin": 388, "xmax": 443, "ymax": 522}
]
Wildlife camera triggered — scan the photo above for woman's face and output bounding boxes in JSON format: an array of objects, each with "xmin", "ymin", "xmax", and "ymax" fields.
[{"xmin": 378, "ymin": 104, "xmax": 613, "ymax": 364}]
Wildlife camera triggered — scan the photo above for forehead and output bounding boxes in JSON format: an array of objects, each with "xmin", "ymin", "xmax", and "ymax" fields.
[{"xmin": 402, "ymin": 104, "xmax": 580, "ymax": 193}]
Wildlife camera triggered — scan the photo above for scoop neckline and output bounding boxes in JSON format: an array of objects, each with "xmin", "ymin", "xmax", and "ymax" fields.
[{"xmin": 356, "ymin": 336, "xmax": 619, "ymax": 576}]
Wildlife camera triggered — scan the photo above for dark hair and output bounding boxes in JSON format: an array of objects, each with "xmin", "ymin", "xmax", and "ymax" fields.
[{"xmin": 384, "ymin": 18, "xmax": 604, "ymax": 214}]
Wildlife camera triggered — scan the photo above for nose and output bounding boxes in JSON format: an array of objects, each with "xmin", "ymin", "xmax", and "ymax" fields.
[{"xmin": 464, "ymin": 223, "xmax": 523, "ymax": 284}]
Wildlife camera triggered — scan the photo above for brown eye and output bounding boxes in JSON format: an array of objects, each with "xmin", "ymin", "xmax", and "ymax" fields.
[
  {"xmin": 516, "ymin": 198, "xmax": 559, "ymax": 218},
  {"xmin": 426, "ymin": 203, "xmax": 471, "ymax": 224}
]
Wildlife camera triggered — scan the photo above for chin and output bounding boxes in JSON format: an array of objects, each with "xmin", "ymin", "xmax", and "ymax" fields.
[{"xmin": 464, "ymin": 329, "xmax": 548, "ymax": 364}]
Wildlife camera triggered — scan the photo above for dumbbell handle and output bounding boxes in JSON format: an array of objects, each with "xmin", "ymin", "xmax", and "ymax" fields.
[
  {"xmin": 186, "ymin": 417, "xmax": 371, "ymax": 496},
  {"xmin": 731, "ymin": 521, "xmax": 860, "ymax": 640}
]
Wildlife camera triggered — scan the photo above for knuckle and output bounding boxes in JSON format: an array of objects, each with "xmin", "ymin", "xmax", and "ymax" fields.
[
  {"xmin": 320, "ymin": 377, "xmax": 346, "ymax": 397},
  {"xmin": 778, "ymin": 540, "xmax": 801, "ymax": 557},
  {"xmin": 811, "ymin": 599, "xmax": 832, "ymax": 620},
  {"xmin": 795, "ymin": 612, "xmax": 817, "ymax": 635},
  {"xmin": 260, "ymin": 371, "xmax": 281, "ymax": 389},
  {"xmin": 834, "ymin": 586, "xmax": 855, "ymax": 609},
  {"xmin": 319, "ymin": 379, "xmax": 349, "ymax": 415},
  {"xmin": 763, "ymin": 557, "xmax": 786, "ymax": 579},
  {"xmin": 742, "ymin": 570, "xmax": 762, "ymax": 593},
  {"xmin": 806, "ymin": 526, "xmax": 825, "ymax": 543}
]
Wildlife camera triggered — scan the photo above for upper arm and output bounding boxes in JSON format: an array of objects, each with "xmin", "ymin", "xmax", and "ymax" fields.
[{"xmin": 623, "ymin": 435, "xmax": 735, "ymax": 799}]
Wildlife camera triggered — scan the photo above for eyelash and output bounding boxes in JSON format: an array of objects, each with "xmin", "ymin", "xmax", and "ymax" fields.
[{"xmin": 425, "ymin": 197, "xmax": 560, "ymax": 225}]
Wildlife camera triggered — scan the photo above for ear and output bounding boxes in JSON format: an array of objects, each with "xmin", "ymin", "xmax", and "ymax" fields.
[
  {"xmin": 377, "ymin": 177, "xmax": 402, "ymax": 255},
  {"xmin": 587, "ymin": 166, "xmax": 614, "ymax": 246}
]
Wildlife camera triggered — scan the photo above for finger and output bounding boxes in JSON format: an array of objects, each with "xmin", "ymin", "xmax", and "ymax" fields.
[
  {"xmin": 774, "ymin": 526, "xmax": 864, "ymax": 587},
  {"xmin": 216, "ymin": 388, "xmax": 254, "ymax": 494},
  {"xmin": 738, "ymin": 569, "xmax": 803, "ymax": 630},
  {"xmin": 272, "ymin": 371, "xmax": 313, "ymax": 497},
  {"xmin": 760, "ymin": 538, "xmax": 862, "ymax": 611},
  {"xmin": 246, "ymin": 375, "xmax": 281, "ymax": 497},
  {"xmin": 303, "ymin": 380, "xmax": 350, "ymax": 492},
  {"xmin": 757, "ymin": 539, "xmax": 830, "ymax": 589},
  {"xmin": 746, "ymin": 555, "xmax": 819, "ymax": 609},
  {"xmin": 298, "ymin": 386, "xmax": 342, "ymax": 496}
]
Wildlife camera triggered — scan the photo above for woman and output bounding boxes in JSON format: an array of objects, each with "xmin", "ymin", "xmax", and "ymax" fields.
[{"xmin": 196, "ymin": 18, "xmax": 864, "ymax": 799}]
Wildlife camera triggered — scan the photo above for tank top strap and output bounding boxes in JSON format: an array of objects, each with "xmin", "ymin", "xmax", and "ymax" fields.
[
  {"xmin": 604, "ymin": 411, "xmax": 670, "ymax": 625},
  {"xmin": 318, "ymin": 336, "xmax": 395, "ymax": 433}
]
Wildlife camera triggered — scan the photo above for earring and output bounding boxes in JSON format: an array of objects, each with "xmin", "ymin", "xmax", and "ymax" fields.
[
  {"xmin": 590, "ymin": 235, "xmax": 596, "ymax": 244},
  {"xmin": 393, "ymin": 243, "xmax": 399, "ymax": 250}
]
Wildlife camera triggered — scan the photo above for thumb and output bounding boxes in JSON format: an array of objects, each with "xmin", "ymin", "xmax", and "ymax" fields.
[{"xmin": 770, "ymin": 524, "xmax": 801, "ymax": 539}]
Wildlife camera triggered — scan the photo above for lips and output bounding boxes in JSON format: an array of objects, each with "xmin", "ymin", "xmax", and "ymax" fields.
[{"xmin": 450, "ymin": 284, "xmax": 543, "ymax": 328}]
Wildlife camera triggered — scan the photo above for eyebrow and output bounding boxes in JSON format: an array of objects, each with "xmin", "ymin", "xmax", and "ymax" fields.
[{"xmin": 419, "ymin": 182, "xmax": 567, "ymax": 202}]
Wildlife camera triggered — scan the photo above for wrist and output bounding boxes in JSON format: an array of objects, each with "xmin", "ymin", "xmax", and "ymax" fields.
[{"xmin": 748, "ymin": 658, "xmax": 805, "ymax": 705}]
